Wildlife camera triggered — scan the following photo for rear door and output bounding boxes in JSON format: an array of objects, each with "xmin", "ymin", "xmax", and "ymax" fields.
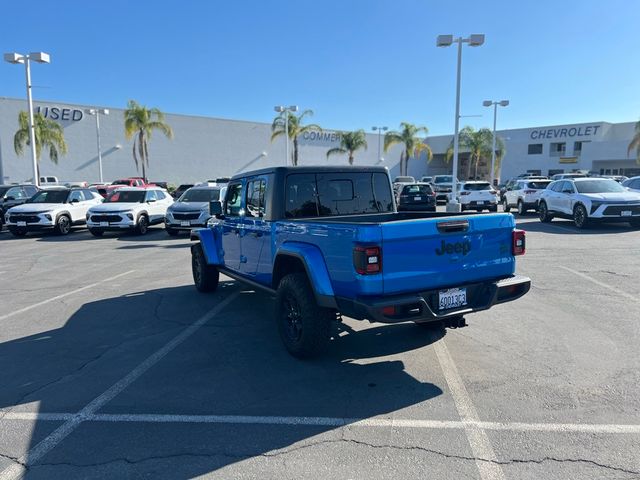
[{"xmin": 380, "ymin": 214, "xmax": 516, "ymax": 295}]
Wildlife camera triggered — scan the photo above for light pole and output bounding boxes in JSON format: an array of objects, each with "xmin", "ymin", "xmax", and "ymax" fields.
[
  {"xmin": 372, "ymin": 126, "xmax": 388, "ymax": 165},
  {"xmin": 86, "ymin": 108, "xmax": 110, "ymax": 183},
  {"xmin": 274, "ymin": 105, "xmax": 299, "ymax": 166},
  {"xmin": 4, "ymin": 52, "xmax": 51, "ymax": 187},
  {"xmin": 483, "ymin": 100, "xmax": 509, "ymax": 186},
  {"xmin": 436, "ymin": 34, "xmax": 484, "ymax": 212}
]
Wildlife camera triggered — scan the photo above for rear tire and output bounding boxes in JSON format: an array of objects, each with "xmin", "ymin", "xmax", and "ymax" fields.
[
  {"xmin": 517, "ymin": 200, "xmax": 526, "ymax": 215},
  {"xmin": 135, "ymin": 214, "xmax": 149, "ymax": 235},
  {"xmin": 538, "ymin": 201, "xmax": 553, "ymax": 223},
  {"xmin": 54, "ymin": 214, "xmax": 71, "ymax": 235},
  {"xmin": 503, "ymin": 199, "xmax": 511, "ymax": 213},
  {"xmin": 89, "ymin": 229, "xmax": 104, "ymax": 237},
  {"xmin": 276, "ymin": 273, "xmax": 332, "ymax": 359},
  {"xmin": 191, "ymin": 243, "xmax": 219, "ymax": 292},
  {"xmin": 573, "ymin": 204, "xmax": 589, "ymax": 229}
]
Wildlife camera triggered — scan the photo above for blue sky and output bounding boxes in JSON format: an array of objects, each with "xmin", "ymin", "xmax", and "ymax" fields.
[{"xmin": 1, "ymin": 0, "xmax": 638, "ymax": 136}]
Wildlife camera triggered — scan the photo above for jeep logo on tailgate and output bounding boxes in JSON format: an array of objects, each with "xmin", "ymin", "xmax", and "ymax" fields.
[{"xmin": 435, "ymin": 239, "xmax": 471, "ymax": 256}]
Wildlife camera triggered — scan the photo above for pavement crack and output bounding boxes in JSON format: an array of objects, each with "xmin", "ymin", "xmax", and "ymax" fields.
[{"xmin": 0, "ymin": 451, "xmax": 27, "ymax": 468}]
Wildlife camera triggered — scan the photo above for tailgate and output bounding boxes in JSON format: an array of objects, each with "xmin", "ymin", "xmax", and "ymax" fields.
[{"xmin": 381, "ymin": 214, "xmax": 516, "ymax": 295}]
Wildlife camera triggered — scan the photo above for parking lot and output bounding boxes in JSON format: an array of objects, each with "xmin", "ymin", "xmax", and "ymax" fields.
[{"xmin": 0, "ymin": 212, "xmax": 639, "ymax": 480}]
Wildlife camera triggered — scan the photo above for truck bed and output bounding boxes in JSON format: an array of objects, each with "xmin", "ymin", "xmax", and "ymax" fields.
[{"xmin": 285, "ymin": 211, "xmax": 472, "ymax": 225}]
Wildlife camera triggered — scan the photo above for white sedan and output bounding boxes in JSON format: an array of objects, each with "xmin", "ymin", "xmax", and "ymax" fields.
[
  {"xmin": 538, "ymin": 178, "xmax": 640, "ymax": 229},
  {"xmin": 4, "ymin": 187, "xmax": 103, "ymax": 236},
  {"xmin": 86, "ymin": 187, "xmax": 173, "ymax": 236}
]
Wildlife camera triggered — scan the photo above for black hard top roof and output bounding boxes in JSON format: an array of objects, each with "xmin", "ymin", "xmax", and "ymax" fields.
[{"xmin": 230, "ymin": 165, "xmax": 389, "ymax": 181}]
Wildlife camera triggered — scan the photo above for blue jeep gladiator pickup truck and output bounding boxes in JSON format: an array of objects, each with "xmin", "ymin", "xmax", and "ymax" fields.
[{"xmin": 190, "ymin": 166, "xmax": 530, "ymax": 358}]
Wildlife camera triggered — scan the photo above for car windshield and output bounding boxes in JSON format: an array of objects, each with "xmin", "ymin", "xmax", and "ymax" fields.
[
  {"xmin": 28, "ymin": 190, "xmax": 68, "ymax": 203},
  {"xmin": 528, "ymin": 181, "xmax": 552, "ymax": 189},
  {"xmin": 106, "ymin": 190, "xmax": 146, "ymax": 203},
  {"xmin": 464, "ymin": 183, "xmax": 491, "ymax": 191},
  {"xmin": 575, "ymin": 180, "xmax": 626, "ymax": 193},
  {"xmin": 434, "ymin": 176, "xmax": 453, "ymax": 183},
  {"xmin": 402, "ymin": 185, "xmax": 433, "ymax": 194},
  {"xmin": 179, "ymin": 189, "xmax": 220, "ymax": 202}
]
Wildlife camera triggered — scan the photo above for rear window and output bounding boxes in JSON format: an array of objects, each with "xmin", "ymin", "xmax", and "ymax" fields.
[
  {"xmin": 463, "ymin": 183, "xmax": 491, "ymax": 191},
  {"xmin": 527, "ymin": 181, "xmax": 552, "ymax": 189},
  {"xmin": 434, "ymin": 176, "xmax": 453, "ymax": 183},
  {"xmin": 285, "ymin": 172, "xmax": 393, "ymax": 218},
  {"xmin": 402, "ymin": 185, "xmax": 433, "ymax": 195}
]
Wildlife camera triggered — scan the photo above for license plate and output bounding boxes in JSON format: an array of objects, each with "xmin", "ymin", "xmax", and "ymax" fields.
[
  {"xmin": 621, "ymin": 210, "xmax": 632, "ymax": 217},
  {"xmin": 414, "ymin": 196, "xmax": 422, "ymax": 201},
  {"xmin": 438, "ymin": 287, "xmax": 467, "ymax": 311},
  {"xmin": 17, "ymin": 221, "xmax": 26, "ymax": 227},
  {"xmin": 100, "ymin": 222, "xmax": 108, "ymax": 227},
  {"xmin": 181, "ymin": 221, "xmax": 190, "ymax": 227}
]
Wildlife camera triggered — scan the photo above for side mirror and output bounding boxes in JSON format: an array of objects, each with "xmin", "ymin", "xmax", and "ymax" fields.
[
  {"xmin": 70, "ymin": 198, "xmax": 79, "ymax": 203},
  {"xmin": 209, "ymin": 201, "xmax": 222, "ymax": 216},
  {"xmin": 147, "ymin": 198, "xmax": 156, "ymax": 203}
]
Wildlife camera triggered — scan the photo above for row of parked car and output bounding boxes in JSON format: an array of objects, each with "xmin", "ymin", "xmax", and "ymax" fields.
[{"xmin": 0, "ymin": 180, "xmax": 229, "ymax": 237}]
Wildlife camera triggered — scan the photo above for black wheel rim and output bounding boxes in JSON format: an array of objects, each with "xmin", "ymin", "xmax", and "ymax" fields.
[
  {"xmin": 575, "ymin": 207, "xmax": 585, "ymax": 227},
  {"xmin": 59, "ymin": 217, "xmax": 70, "ymax": 234},
  {"xmin": 283, "ymin": 294, "xmax": 303, "ymax": 343}
]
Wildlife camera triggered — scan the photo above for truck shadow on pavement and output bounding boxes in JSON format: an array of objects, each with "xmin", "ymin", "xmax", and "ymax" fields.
[
  {"xmin": 516, "ymin": 220, "xmax": 636, "ymax": 235},
  {"xmin": 0, "ymin": 282, "xmax": 444, "ymax": 478}
]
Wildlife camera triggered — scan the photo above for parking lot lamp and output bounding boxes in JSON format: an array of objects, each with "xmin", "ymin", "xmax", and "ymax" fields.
[
  {"xmin": 483, "ymin": 100, "xmax": 509, "ymax": 186},
  {"xmin": 4, "ymin": 52, "xmax": 51, "ymax": 187},
  {"xmin": 274, "ymin": 105, "xmax": 299, "ymax": 166},
  {"xmin": 437, "ymin": 35, "xmax": 484, "ymax": 212},
  {"xmin": 86, "ymin": 108, "xmax": 110, "ymax": 183},
  {"xmin": 372, "ymin": 126, "xmax": 388, "ymax": 164}
]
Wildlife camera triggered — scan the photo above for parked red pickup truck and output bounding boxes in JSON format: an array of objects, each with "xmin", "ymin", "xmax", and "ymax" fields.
[{"xmin": 97, "ymin": 178, "xmax": 156, "ymax": 197}]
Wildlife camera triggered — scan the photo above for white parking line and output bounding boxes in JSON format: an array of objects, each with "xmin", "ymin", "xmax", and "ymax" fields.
[
  {"xmin": 1, "ymin": 411, "xmax": 639, "ymax": 434},
  {"xmin": 560, "ymin": 265, "xmax": 638, "ymax": 303},
  {"xmin": 433, "ymin": 339, "xmax": 505, "ymax": 480},
  {"xmin": 0, "ymin": 290, "xmax": 241, "ymax": 480},
  {"xmin": 0, "ymin": 270, "xmax": 136, "ymax": 322}
]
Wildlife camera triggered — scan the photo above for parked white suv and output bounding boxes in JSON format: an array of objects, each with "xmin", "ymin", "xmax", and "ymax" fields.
[
  {"xmin": 4, "ymin": 187, "xmax": 102, "ymax": 236},
  {"xmin": 538, "ymin": 178, "xmax": 640, "ymax": 229},
  {"xmin": 86, "ymin": 187, "xmax": 173, "ymax": 236},
  {"xmin": 454, "ymin": 181, "xmax": 499, "ymax": 212},
  {"xmin": 503, "ymin": 179, "xmax": 553, "ymax": 215}
]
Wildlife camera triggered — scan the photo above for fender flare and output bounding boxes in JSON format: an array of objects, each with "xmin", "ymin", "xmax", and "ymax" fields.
[
  {"xmin": 275, "ymin": 242, "xmax": 337, "ymax": 309},
  {"xmin": 190, "ymin": 227, "xmax": 223, "ymax": 265}
]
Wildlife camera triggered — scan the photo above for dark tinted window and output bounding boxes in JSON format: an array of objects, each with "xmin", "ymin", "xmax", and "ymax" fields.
[
  {"xmin": 434, "ymin": 176, "xmax": 454, "ymax": 183},
  {"xmin": 180, "ymin": 188, "xmax": 220, "ymax": 202},
  {"xmin": 82, "ymin": 189, "xmax": 95, "ymax": 200},
  {"xmin": 463, "ymin": 183, "xmax": 491, "ymax": 191},
  {"xmin": 285, "ymin": 172, "xmax": 393, "ymax": 218},
  {"xmin": 107, "ymin": 190, "xmax": 146, "ymax": 203},
  {"xmin": 28, "ymin": 190, "xmax": 69, "ymax": 203},
  {"xmin": 155, "ymin": 190, "xmax": 166, "ymax": 200},
  {"xmin": 548, "ymin": 182, "xmax": 561, "ymax": 192},
  {"xmin": 402, "ymin": 184, "xmax": 433, "ymax": 195},
  {"xmin": 528, "ymin": 144, "xmax": 543, "ymax": 154},
  {"xmin": 0, "ymin": 186, "xmax": 11, "ymax": 197},
  {"xmin": 527, "ymin": 181, "xmax": 552, "ymax": 189}
]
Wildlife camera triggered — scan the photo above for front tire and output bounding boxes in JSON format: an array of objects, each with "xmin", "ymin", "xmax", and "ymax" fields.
[
  {"xmin": 276, "ymin": 273, "xmax": 332, "ymax": 359},
  {"xmin": 503, "ymin": 199, "xmax": 511, "ymax": 213},
  {"xmin": 517, "ymin": 200, "xmax": 526, "ymax": 215},
  {"xmin": 191, "ymin": 243, "xmax": 219, "ymax": 292},
  {"xmin": 135, "ymin": 214, "xmax": 149, "ymax": 235},
  {"xmin": 54, "ymin": 214, "xmax": 71, "ymax": 235},
  {"xmin": 573, "ymin": 204, "xmax": 589, "ymax": 229},
  {"xmin": 538, "ymin": 201, "xmax": 553, "ymax": 223}
]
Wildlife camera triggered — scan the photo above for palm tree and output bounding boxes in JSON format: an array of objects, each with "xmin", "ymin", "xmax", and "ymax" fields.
[
  {"xmin": 445, "ymin": 126, "xmax": 505, "ymax": 179},
  {"xmin": 383, "ymin": 122, "xmax": 432, "ymax": 176},
  {"xmin": 124, "ymin": 100, "xmax": 173, "ymax": 181},
  {"xmin": 271, "ymin": 109, "xmax": 321, "ymax": 166},
  {"xmin": 627, "ymin": 120, "xmax": 640, "ymax": 164},
  {"xmin": 326, "ymin": 129, "xmax": 368, "ymax": 165},
  {"xmin": 13, "ymin": 111, "xmax": 68, "ymax": 178}
]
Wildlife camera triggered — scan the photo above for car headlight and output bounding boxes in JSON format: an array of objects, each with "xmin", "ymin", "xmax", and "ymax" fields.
[
  {"xmin": 86, "ymin": 213, "xmax": 91, "ymax": 220},
  {"xmin": 44, "ymin": 214, "xmax": 52, "ymax": 220},
  {"xmin": 589, "ymin": 201, "xmax": 604, "ymax": 214},
  {"xmin": 126, "ymin": 212, "xmax": 134, "ymax": 220}
]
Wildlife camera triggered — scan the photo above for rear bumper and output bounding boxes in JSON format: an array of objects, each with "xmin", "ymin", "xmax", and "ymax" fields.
[{"xmin": 335, "ymin": 275, "xmax": 531, "ymax": 324}]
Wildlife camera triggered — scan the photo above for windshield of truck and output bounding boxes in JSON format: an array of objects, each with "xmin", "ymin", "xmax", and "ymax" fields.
[
  {"xmin": 27, "ymin": 190, "xmax": 68, "ymax": 203},
  {"xmin": 574, "ymin": 180, "xmax": 626, "ymax": 193},
  {"xmin": 285, "ymin": 172, "xmax": 393, "ymax": 218},
  {"xmin": 179, "ymin": 188, "xmax": 220, "ymax": 202},
  {"xmin": 106, "ymin": 190, "xmax": 146, "ymax": 203},
  {"xmin": 434, "ymin": 176, "xmax": 454, "ymax": 183}
]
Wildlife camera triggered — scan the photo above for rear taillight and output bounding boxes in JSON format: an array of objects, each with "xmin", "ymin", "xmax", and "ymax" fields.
[
  {"xmin": 524, "ymin": 190, "xmax": 536, "ymax": 194},
  {"xmin": 353, "ymin": 246, "xmax": 382, "ymax": 274},
  {"xmin": 512, "ymin": 229, "xmax": 526, "ymax": 256}
]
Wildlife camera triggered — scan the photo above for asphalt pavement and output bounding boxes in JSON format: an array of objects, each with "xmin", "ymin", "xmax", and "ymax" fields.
[{"xmin": 0, "ymin": 212, "xmax": 638, "ymax": 480}]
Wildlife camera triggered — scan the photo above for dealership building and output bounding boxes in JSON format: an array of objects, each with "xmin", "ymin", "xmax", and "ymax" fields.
[{"xmin": 1, "ymin": 96, "xmax": 638, "ymax": 186}]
